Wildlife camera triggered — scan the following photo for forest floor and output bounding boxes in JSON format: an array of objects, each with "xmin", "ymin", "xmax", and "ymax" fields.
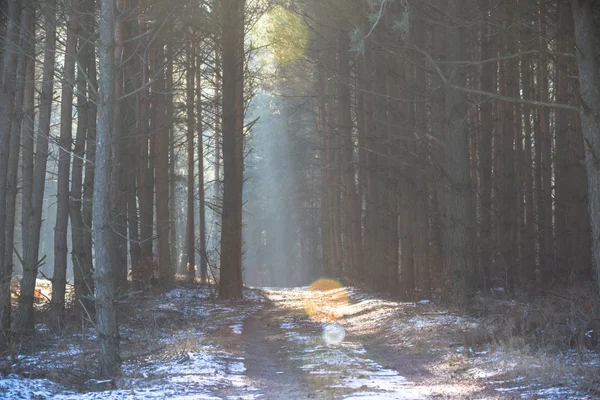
[{"xmin": 1, "ymin": 281, "xmax": 599, "ymax": 399}]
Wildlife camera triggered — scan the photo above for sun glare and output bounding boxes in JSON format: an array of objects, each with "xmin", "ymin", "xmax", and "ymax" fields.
[
  {"xmin": 262, "ymin": 6, "xmax": 308, "ymax": 66},
  {"xmin": 303, "ymin": 279, "xmax": 349, "ymax": 323}
]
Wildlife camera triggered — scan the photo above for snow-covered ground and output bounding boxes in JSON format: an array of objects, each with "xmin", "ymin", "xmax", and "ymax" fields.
[
  {"xmin": 1, "ymin": 283, "xmax": 599, "ymax": 399},
  {"xmin": 1, "ymin": 285, "xmax": 262, "ymax": 399}
]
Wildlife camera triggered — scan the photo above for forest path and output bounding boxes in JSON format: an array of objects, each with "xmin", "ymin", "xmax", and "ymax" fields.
[
  {"xmin": 219, "ymin": 287, "xmax": 435, "ymax": 400},
  {"xmin": 4, "ymin": 284, "xmax": 558, "ymax": 399},
  {"xmin": 237, "ymin": 302, "xmax": 314, "ymax": 399}
]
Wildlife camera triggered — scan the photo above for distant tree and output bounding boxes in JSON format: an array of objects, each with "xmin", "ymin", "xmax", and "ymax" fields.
[
  {"xmin": 185, "ymin": 37, "xmax": 196, "ymax": 280},
  {"xmin": 154, "ymin": 37, "xmax": 174, "ymax": 286},
  {"xmin": 197, "ymin": 49, "xmax": 208, "ymax": 284},
  {"xmin": 71, "ymin": 0, "xmax": 96, "ymax": 317},
  {"xmin": 50, "ymin": 0, "xmax": 79, "ymax": 331},
  {"xmin": 435, "ymin": 0, "xmax": 475, "ymax": 304}
]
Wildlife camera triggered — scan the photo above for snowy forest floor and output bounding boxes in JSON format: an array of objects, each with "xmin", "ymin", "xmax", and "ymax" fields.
[{"xmin": 1, "ymin": 281, "xmax": 599, "ymax": 399}]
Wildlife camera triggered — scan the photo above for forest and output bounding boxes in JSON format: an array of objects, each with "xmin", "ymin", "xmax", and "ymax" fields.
[{"xmin": 1, "ymin": 0, "xmax": 600, "ymax": 398}]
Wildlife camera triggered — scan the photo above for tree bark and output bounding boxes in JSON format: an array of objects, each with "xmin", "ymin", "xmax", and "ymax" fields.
[
  {"xmin": 154, "ymin": 40, "xmax": 173, "ymax": 286},
  {"xmin": 81, "ymin": 4, "xmax": 97, "ymax": 310},
  {"xmin": 110, "ymin": 0, "xmax": 130, "ymax": 292},
  {"xmin": 167, "ymin": 44, "xmax": 177, "ymax": 270},
  {"xmin": 71, "ymin": 0, "xmax": 95, "ymax": 317},
  {"xmin": 219, "ymin": 0, "xmax": 245, "ymax": 299},
  {"xmin": 50, "ymin": 0, "xmax": 79, "ymax": 331},
  {"xmin": 413, "ymin": 10, "xmax": 431, "ymax": 299},
  {"xmin": 0, "ymin": 0, "xmax": 21, "ymax": 345},
  {"xmin": 519, "ymin": 1, "xmax": 536, "ymax": 286},
  {"xmin": 137, "ymin": 5, "xmax": 153, "ymax": 286},
  {"xmin": 441, "ymin": 0, "xmax": 475, "ymax": 305},
  {"xmin": 337, "ymin": 19, "xmax": 361, "ymax": 282},
  {"xmin": 15, "ymin": 0, "xmax": 55, "ymax": 334},
  {"xmin": 197, "ymin": 51, "xmax": 208, "ymax": 284},
  {"xmin": 20, "ymin": 1, "xmax": 36, "ymax": 284},
  {"xmin": 536, "ymin": 0, "xmax": 554, "ymax": 284},
  {"xmin": 95, "ymin": 0, "xmax": 120, "ymax": 377},
  {"xmin": 185, "ymin": 39, "xmax": 196, "ymax": 280},
  {"xmin": 570, "ymin": 0, "xmax": 600, "ymax": 297}
]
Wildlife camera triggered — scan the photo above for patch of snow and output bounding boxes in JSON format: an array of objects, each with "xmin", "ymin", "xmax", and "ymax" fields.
[
  {"xmin": 0, "ymin": 376, "xmax": 66, "ymax": 399},
  {"xmin": 495, "ymin": 385, "xmax": 531, "ymax": 393},
  {"xmin": 404, "ymin": 314, "xmax": 478, "ymax": 329},
  {"xmin": 230, "ymin": 324, "xmax": 243, "ymax": 334},
  {"xmin": 280, "ymin": 322, "xmax": 296, "ymax": 329},
  {"xmin": 521, "ymin": 386, "xmax": 578, "ymax": 399},
  {"xmin": 228, "ymin": 361, "xmax": 246, "ymax": 374},
  {"xmin": 344, "ymin": 391, "xmax": 427, "ymax": 400},
  {"xmin": 333, "ymin": 370, "xmax": 407, "ymax": 390},
  {"xmin": 308, "ymin": 369, "xmax": 337, "ymax": 374}
]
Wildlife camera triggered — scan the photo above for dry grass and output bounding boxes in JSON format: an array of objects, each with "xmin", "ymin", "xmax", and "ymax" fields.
[
  {"xmin": 466, "ymin": 283, "xmax": 600, "ymax": 351},
  {"xmin": 460, "ymin": 284, "xmax": 600, "ymax": 395}
]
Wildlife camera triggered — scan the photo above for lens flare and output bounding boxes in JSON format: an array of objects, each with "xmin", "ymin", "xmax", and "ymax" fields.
[
  {"xmin": 322, "ymin": 323, "xmax": 346, "ymax": 346},
  {"xmin": 303, "ymin": 279, "xmax": 349, "ymax": 323}
]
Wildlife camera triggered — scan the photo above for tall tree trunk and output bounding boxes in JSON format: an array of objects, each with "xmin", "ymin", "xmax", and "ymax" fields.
[
  {"xmin": 385, "ymin": 14, "xmax": 401, "ymax": 297},
  {"xmin": 360, "ymin": 6, "xmax": 375, "ymax": 287},
  {"xmin": 3, "ymin": 0, "xmax": 32, "ymax": 346},
  {"xmin": 355, "ymin": 45, "xmax": 366, "ymax": 285},
  {"xmin": 499, "ymin": 1, "xmax": 519, "ymax": 291},
  {"xmin": 0, "ymin": 0, "xmax": 21, "ymax": 345},
  {"xmin": 537, "ymin": 0, "xmax": 554, "ymax": 284},
  {"xmin": 71, "ymin": 0, "xmax": 95, "ymax": 316},
  {"xmin": 137, "ymin": 7, "xmax": 153, "ymax": 286},
  {"xmin": 111, "ymin": 0, "xmax": 129, "ymax": 292},
  {"xmin": 441, "ymin": 0, "xmax": 474, "ymax": 305},
  {"xmin": 70, "ymin": 36, "xmax": 89, "ymax": 317},
  {"xmin": 413, "ymin": 10, "xmax": 431, "ymax": 299},
  {"xmin": 122, "ymin": 2, "xmax": 140, "ymax": 285},
  {"xmin": 555, "ymin": 2, "xmax": 571, "ymax": 283},
  {"xmin": 167, "ymin": 44, "xmax": 177, "ymax": 269},
  {"xmin": 570, "ymin": 0, "xmax": 600, "ymax": 297},
  {"xmin": 213, "ymin": 32, "xmax": 222, "ymax": 256},
  {"xmin": 15, "ymin": 0, "xmax": 55, "ymax": 334},
  {"xmin": 197, "ymin": 51, "xmax": 208, "ymax": 283},
  {"xmin": 5, "ymin": 0, "xmax": 31, "ymax": 291},
  {"xmin": 126, "ymin": 21, "xmax": 141, "ymax": 286},
  {"xmin": 317, "ymin": 64, "xmax": 330, "ymax": 279},
  {"xmin": 95, "ymin": 0, "xmax": 120, "ymax": 377},
  {"xmin": 154, "ymin": 40, "xmax": 173, "ymax": 286},
  {"xmin": 371, "ymin": 18, "xmax": 388, "ymax": 291},
  {"xmin": 50, "ymin": 0, "xmax": 79, "ymax": 330},
  {"xmin": 567, "ymin": 44, "xmax": 593, "ymax": 283},
  {"xmin": 219, "ymin": 0, "xmax": 245, "ymax": 299},
  {"xmin": 519, "ymin": 1, "xmax": 536, "ymax": 286},
  {"xmin": 20, "ymin": 1, "xmax": 36, "ymax": 288},
  {"xmin": 185, "ymin": 39, "xmax": 196, "ymax": 280},
  {"xmin": 81, "ymin": 5, "xmax": 97, "ymax": 311},
  {"xmin": 337, "ymin": 20, "xmax": 361, "ymax": 282}
]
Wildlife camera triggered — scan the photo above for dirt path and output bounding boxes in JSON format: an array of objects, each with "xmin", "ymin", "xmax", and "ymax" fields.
[
  {"xmin": 239, "ymin": 305, "xmax": 314, "ymax": 399},
  {"xmin": 221, "ymin": 289, "xmax": 435, "ymax": 400},
  {"xmin": 6, "ymin": 284, "xmax": 587, "ymax": 399}
]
